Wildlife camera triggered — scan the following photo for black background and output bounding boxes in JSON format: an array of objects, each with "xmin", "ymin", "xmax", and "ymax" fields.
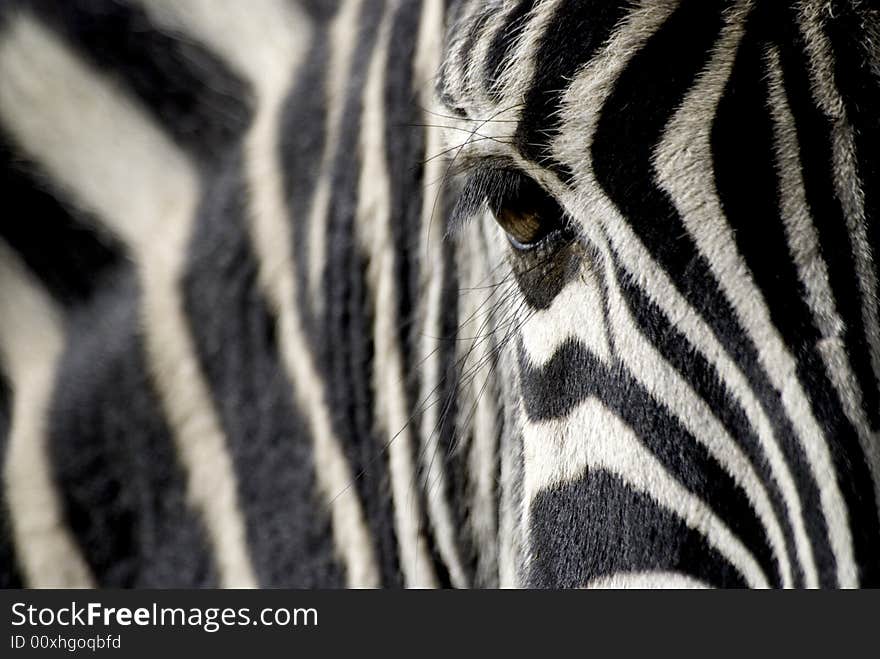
[{"xmin": 0, "ymin": 589, "xmax": 875, "ymax": 656}]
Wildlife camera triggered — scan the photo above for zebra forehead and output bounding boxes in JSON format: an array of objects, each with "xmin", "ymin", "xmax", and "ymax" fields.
[
  {"xmin": 435, "ymin": 0, "xmax": 661, "ymax": 203},
  {"xmin": 438, "ymin": 4, "xmax": 640, "ymax": 116}
]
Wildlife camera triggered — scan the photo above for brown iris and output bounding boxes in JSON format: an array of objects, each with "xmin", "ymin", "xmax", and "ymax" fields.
[{"xmin": 488, "ymin": 172, "xmax": 566, "ymax": 250}]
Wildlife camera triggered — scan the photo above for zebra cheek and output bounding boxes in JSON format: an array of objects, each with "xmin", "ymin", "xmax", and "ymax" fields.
[{"xmin": 509, "ymin": 239, "xmax": 586, "ymax": 311}]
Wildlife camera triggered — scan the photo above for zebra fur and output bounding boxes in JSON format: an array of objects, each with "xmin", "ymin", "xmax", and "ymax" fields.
[{"xmin": 1, "ymin": 0, "xmax": 879, "ymax": 588}]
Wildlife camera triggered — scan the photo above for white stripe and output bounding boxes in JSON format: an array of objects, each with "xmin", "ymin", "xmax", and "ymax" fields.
[
  {"xmin": 765, "ymin": 45, "xmax": 880, "ymax": 536},
  {"xmin": 455, "ymin": 217, "xmax": 529, "ymax": 587},
  {"xmin": 522, "ymin": 397, "xmax": 770, "ymax": 588},
  {"xmin": 151, "ymin": 0, "xmax": 382, "ymax": 587},
  {"xmin": 591, "ymin": 234, "xmax": 793, "ymax": 586},
  {"xmin": 141, "ymin": 0, "xmax": 304, "ymax": 94},
  {"xmin": 652, "ymin": 1, "xmax": 857, "ymax": 586},
  {"xmin": 463, "ymin": 1, "xmax": 516, "ymax": 110},
  {"xmin": 361, "ymin": 0, "xmax": 438, "ymax": 588},
  {"xmin": 447, "ymin": 222, "xmax": 504, "ymax": 587},
  {"xmin": 0, "ymin": 16, "xmax": 257, "ymax": 588},
  {"xmin": 586, "ymin": 571, "xmax": 712, "ymax": 589},
  {"xmin": 480, "ymin": 0, "xmax": 564, "ymax": 119},
  {"xmin": 440, "ymin": 0, "xmax": 567, "ymax": 172},
  {"xmin": 305, "ymin": 0, "xmax": 366, "ymax": 319},
  {"xmin": 482, "ymin": 226, "xmax": 528, "ymax": 588},
  {"xmin": 461, "ymin": 222, "xmax": 506, "ymax": 587},
  {"xmin": 797, "ymin": 3, "xmax": 880, "ymax": 425},
  {"xmin": 520, "ymin": 270, "xmax": 612, "ymax": 368},
  {"xmin": 466, "ymin": 331, "xmax": 503, "ymax": 586},
  {"xmin": 497, "ymin": 367, "xmax": 526, "ymax": 587},
  {"xmin": 416, "ymin": 0, "xmax": 472, "ymax": 589},
  {"xmin": 548, "ymin": 0, "xmax": 820, "ymax": 586},
  {"xmin": 442, "ymin": 0, "xmax": 487, "ymax": 112},
  {"xmin": 0, "ymin": 242, "xmax": 95, "ymax": 588}
]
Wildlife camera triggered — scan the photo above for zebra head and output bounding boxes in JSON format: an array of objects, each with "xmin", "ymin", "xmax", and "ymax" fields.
[{"xmin": 438, "ymin": 0, "xmax": 880, "ymax": 587}]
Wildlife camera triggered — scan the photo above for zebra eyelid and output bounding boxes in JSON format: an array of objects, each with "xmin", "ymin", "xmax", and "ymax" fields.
[{"xmin": 449, "ymin": 163, "xmax": 566, "ymax": 244}]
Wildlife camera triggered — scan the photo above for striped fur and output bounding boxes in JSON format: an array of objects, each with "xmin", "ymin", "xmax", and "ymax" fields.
[{"xmin": 0, "ymin": 0, "xmax": 878, "ymax": 588}]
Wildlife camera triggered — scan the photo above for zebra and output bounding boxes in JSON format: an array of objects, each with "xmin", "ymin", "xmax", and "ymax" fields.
[{"xmin": 0, "ymin": 0, "xmax": 878, "ymax": 589}]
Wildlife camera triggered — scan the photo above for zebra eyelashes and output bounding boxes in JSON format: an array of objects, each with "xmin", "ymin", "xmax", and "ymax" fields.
[{"xmin": 451, "ymin": 166, "xmax": 569, "ymax": 251}]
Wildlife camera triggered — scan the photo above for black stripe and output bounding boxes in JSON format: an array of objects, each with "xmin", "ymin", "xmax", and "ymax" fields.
[
  {"xmin": 823, "ymin": 4, "xmax": 880, "ymax": 432},
  {"xmin": 0, "ymin": 133, "xmax": 124, "ymax": 308},
  {"xmin": 182, "ymin": 148, "xmax": 344, "ymax": 587},
  {"xmin": 519, "ymin": 340, "xmax": 781, "ymax": 586},
  {"xmin": 590, "ymin": 0, "xmax": 839, "ymax": 586},
  {"xmin": 436, "ymin": 1, "xmax": 483, "ymax": 117},
  {"xmin": 21, "ymin": 0, "xmax": 253, "ymax": 163},
  {"xmin": 319, "ymin": 0, "xmax": 401, "ymax": 588},
  {"xmin": 514, "ymin": 0, "xmax": 629, "ymax": 174},
  {"xmin": 48, "ymin": 276, "xmax": 217, "ymax": 587},
  {"xmin": 421, "ymin": 190, "xmax": 505, "ymax": 586},
  {"xmin": 456, "ymin": 5, "xmax": 493, "ymax": 102},
  {"xmin": 0, "ymin": 371, "xmax": 23, "ymax": 587},
  {"xmin": 775, "ymin": 9, "xmax": 880, "ymax": 435},
  {"xmin": 483, "ymin": 0, "xmax": 537, "ymax": 101},
  {"xmin": 383, "ymin": 0, "xmax": 462, "ymax": 587},
  {"xmin": 512, "ymin": 239, "xmax": 585, "ymax": 311},
  {"xmin": 714, "ymin": 10, "xmax": 880, "ymax": 586},
  {"xmin": 297, "ymin": 0, "xmax": 341, "ymax": 21},
  {"xmin": 528, "ymin": 469, "xmax": 748, "ymax": 588},
  {"xmin": 616, "ymin": 260, "xmax": 805, "ymax": 587},
  {"xmin": 281, "ymin": 2, "xmax": 340, "ymax": 340},
  {"xmin": 385, "ymin": 0, "xmax": 430, "ymax": 393},
  {"xmin": 434, "ymin": 234, "xmax": 476, "ymax": 583}
]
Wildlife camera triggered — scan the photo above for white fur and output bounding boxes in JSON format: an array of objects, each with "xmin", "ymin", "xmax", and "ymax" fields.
[
  {"xmin": 0, "ymin": 243, "xmax": 94, "ymax": 587},
  {"xmin": 360, "ymin": 0, "xmax": 438, "ymax": 587},
  {"xmin": 544, "ymin": 0, "xmax": 820, "ymax": 586},
  {"xmin": 0, "ymin": 15, "xmax": 258, "ymax": 588},
  {"xmin": 522, "ymin": 397, "xmax": 771, "ymax": 588},
  {"xmin": 797, "ymin": 2, "xmax": 880, "ymax": 416},
  {"xmin": 586, "ymin": 571, "xmax": 711, "ymax": 589},
  {"xmin": 653, "ymin": 1, "xmax": 856, "ymax": 586},
  {"xmin": 305, "ymin": 0, "xmax": 367, "ymax": 320},
  {"xmin": 593, "ymin": 234, "xmax": 794, "ymax": 586},
  {"xmin": 416, "ymin": 0, "xmax": 474, "ymax": 588},
  {"xmin": 519, "ymin": 271, "xmax": 612, "ymax": 368},
  {"xmin": 765, "ymin": 44, "xmax": 880, "ymax": 536},
  {"xmin": 148, "ymin": 0, "xmax": 383, "ymax": 587}
]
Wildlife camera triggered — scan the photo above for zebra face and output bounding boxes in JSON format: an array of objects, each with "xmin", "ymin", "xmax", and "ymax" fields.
[{"xmin": 440, "ymin": 0, "xmax": 880, "ymax": 587}]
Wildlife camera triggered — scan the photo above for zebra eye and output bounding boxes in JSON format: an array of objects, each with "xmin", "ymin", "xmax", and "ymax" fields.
[
  {"xmin": 486, "ymin": 172, "xmax": 566, "ymax": 250},
  {"xmin": 494, "ymin": 205, "xmax": 555, "ymax": 250}
]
